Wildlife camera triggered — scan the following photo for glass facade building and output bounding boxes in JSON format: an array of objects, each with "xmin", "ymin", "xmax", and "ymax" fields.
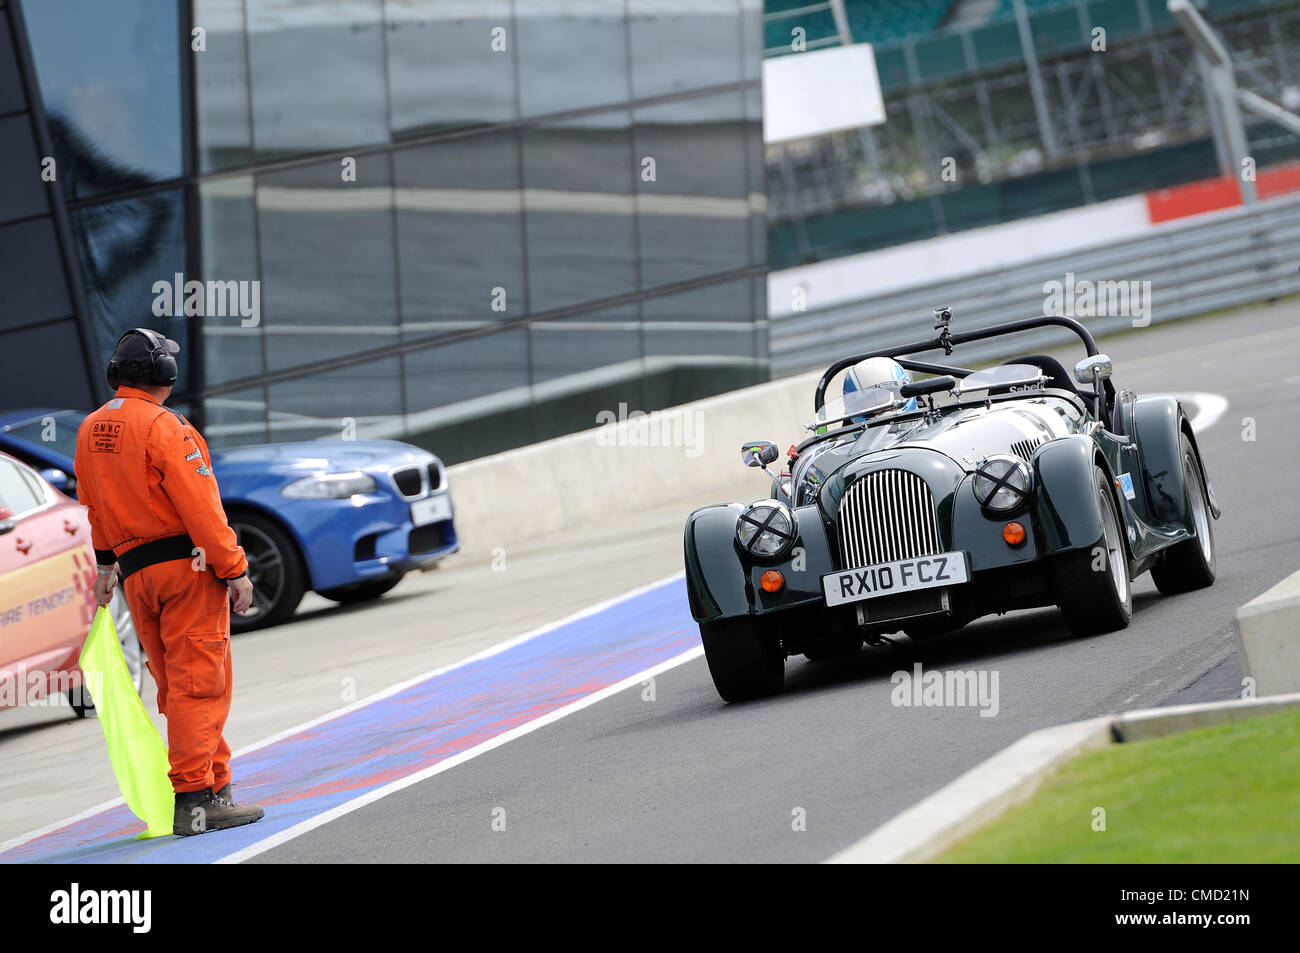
[{"xmin": 9, "ymin": 0, "xmax": 767, "ymax": 462}]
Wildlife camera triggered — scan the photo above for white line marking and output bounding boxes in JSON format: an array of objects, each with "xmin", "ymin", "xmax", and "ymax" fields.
[
  {"xmin": 216, "ymin": 646, "xmax": 705, "ymax": 864},
  {"xmin": 0, "ymin": 572, "xmax": 686, "ymax": 857},
  {"xmin": 1163, "ymin": 392, "xmax": 1229, "ymax": 433}
]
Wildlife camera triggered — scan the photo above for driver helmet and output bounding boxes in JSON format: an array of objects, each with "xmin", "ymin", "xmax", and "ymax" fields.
[{"xmin": 843, "ymin": 357, "xmax": 917, "ymax": 415}]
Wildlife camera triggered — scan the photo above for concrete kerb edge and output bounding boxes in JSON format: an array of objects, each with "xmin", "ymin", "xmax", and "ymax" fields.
[{"xmin": 827, "ymin": 692, "xmax": 1300, "ymax": 864}]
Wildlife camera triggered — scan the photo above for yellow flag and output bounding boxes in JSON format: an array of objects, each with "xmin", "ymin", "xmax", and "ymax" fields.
[{"xmin": 78, "ymin": 607, "xmax": 173, "ymax": 839}]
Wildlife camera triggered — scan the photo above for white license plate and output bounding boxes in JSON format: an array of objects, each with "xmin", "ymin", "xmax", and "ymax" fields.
[
  {"xmin": 822, "ymin": 551, "xmax": 969, "ymax": 607},
  {"xmin": 410, "ymin": 494, "xmax": 452, "ymax": 526}
]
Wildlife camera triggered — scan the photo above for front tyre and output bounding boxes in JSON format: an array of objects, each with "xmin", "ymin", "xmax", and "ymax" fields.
[
  {"xmin": 228, "ymin": 512, "xmax": 306, "ymax": 633},
  {"xmin": 1150, "ymin": 434, "xmax": 1216, "ymax": 594},
  {"xmin": 67, "ymin": 687, "xmax": 94, "ymax": 718},
  {"xmin": 699, "ymin": 616, "xmax": 784, "ymax": 703},
  {"xmin": 1051, "ymin": 466, "xmax": 1133, "ymax": 637}
]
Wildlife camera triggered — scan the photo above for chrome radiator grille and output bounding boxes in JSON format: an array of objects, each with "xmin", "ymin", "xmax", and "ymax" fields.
[{"xmin": 838, "ymin": 469, "xmax": 942, "ymax": 569}]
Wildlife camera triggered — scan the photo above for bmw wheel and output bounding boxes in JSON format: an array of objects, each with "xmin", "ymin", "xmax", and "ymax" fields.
[
  {"xmin": 1050, "ymin": 466, "xmax": 1133, "ymax": 637},
  {"xmin": 699, "ymin": 616, "xmax": 784, "ymax": 702},
  {"xmin": 1150, "ymin": 434, "xmax": 1216, "ymax": 595},
  {"xmin": 228, "ymin": 511, "xmax": 306, "ymax": 633}
]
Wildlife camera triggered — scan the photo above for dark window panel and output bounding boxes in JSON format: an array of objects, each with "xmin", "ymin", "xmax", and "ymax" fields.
[
  {"xmin": 66, "ymin": 189, "xmax": 189, "ymax": 383},
  {"xmin": 739, "ymin": 0, "xmax": 761, "ymax": 83},
  {"xmin": 0, "ymin": 320, "xmax": 92, "ymax": 411},
  {"xmin": 0, "ymin": 16, "xmax": 26, "ymax": 116},
  {"xmin": 400, "ymin": 326, "xmax": 529, "ymax": 462},
  {"xmin": 203, "ymin": 384, "xmax": 269, "ymax": 449},
  {"xmin": 628, "ymin": 0, "xmax": 744, "ymax": 100},
  {"xmin": 245, "ymin": 0, "xmax": 387, "ymax": 160},
  {"xmin": 193, "ymin": 0, "xmax": 253, "ymax": 172},
  {"xmin": 265, "ymin": 354, "xmax": 403, "ymax": 443},
  {"xmin": 529, "ymin": 304, "xmax": 643, "ymax": 445},
  {"xmin": 515, "ymin": 1, "xmax": 630, "ymax": 118},
  {"xmin": 394, "ymin": 129, "xmax": 524, "ymax": 329},
  {"xmin": 255, "ymin": 154, "xmax": 398, "ymax": 373},
  {"xmin": 529, "ymin": 305, "xmax": 641, "ymax": 385},
  {"xmin": 387, "ymin": 0, "xmax": 518, "ymax": 137},
  {"xmin": 641, "ymin": 275, "xmax": 754, "ymax": 320},
  {"xmin": 522, "ymin": 114, "xmax": 638, "ymax": 313},
  {"xmin": 642, "ymin": 320, "xmax": 758, "ymax": 362},
  {"xmin": 634, "ymin": 93, "xmax": 751, "ymax": 287},
  {"xmin": 22, "ymin": 0, "xmax": 182, "ymax": 200},
  {"xmin": 403, "ymin": 326, "xmax": 529, "ymax": 417},
  {"xmin": 0, "ymin": 113, "xmax": 46, "ymax": 222},
  {"xmin": 0, "ymin": 216, "xmax": 71, "ymax": 328},
  {"xmin": 642, "ymin": 277, "xmax": 760, "ymax": 367},
  {"xmin": 744, "ymin": 85, "xmax": 766, "ymax": 268},
  {"xmin": 200, "ymin": 176, "xmax": 264, "ymax": 386}
]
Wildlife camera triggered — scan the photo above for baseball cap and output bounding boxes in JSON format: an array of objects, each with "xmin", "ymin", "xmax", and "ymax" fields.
[{"xmin": 113, "ymin": 328, "xmax": 180, "ymax": 364}]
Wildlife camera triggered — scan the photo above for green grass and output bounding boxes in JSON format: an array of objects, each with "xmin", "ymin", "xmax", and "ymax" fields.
[{"xmin": 937, "ymin": 709, "xmax": 1300, "ymax": 863}]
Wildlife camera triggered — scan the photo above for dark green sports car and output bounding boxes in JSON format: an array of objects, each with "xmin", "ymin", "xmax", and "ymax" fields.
[{"xmin": 684, "ymin": 311, "xmax": 1220, "ymax": 702}]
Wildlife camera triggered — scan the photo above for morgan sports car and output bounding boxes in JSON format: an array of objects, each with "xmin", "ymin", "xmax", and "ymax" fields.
[{"xmin": 684, "ymin": 309, "xmax": 1220, "ymax": 702}]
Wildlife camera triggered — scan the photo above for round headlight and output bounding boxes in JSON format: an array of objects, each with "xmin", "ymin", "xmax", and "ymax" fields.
[
  {"xmin": 973, "ymin": 455, "xmax": 1032, "ymax": 511},
  {"xmin": 736, "ymin": 500, "xmax": 797, "ymax": 558}
]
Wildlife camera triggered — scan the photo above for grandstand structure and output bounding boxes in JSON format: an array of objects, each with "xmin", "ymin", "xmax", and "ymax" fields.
[{"xmin": 765, "ymin": 0, "xmax": 1300, "ymax": 268}]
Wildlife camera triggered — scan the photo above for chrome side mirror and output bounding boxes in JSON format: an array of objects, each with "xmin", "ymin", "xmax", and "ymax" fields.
[
  {"xmin": 742, "ymin": 441, "xmax": 780, "ymax": 468},
  {"xmin": 1074, "ymin": 354, "xmax": 1113, "ymax": 386}
]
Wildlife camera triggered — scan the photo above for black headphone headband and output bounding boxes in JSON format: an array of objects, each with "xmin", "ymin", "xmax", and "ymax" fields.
[{"xmin": 106, "ymin": 328, "xmax": 178, "ymax": 390}]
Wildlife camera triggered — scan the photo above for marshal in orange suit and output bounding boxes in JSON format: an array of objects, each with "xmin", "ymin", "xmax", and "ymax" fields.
[{"xmin": 75, "ymin": 328, "xmax": 265, "ymax": 838}]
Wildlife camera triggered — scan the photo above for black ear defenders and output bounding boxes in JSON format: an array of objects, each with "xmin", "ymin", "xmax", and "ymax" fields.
[{"xmin": 106, "ymin": 328, "xmax": 178, "ymax": 389}]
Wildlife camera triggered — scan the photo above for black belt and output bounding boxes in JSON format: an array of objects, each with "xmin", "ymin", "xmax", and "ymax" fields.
[{"xmin": 117, "ymin": 534, "xmax": 197, "ymax": 579}]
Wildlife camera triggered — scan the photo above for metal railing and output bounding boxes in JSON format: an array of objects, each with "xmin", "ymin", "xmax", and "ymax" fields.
[{"xmin": 769, "ymin": 191, "xmax": 1300, "ymax": 376}]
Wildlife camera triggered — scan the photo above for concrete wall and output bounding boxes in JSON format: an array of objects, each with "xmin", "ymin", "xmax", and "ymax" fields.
[
  {"xmin": 1235, "ymin": 569, "xmax": 1300, "ymax": 697},
  {"xmin": 445, "ymin": 368, "xmax": 822, "ymax": 559}
]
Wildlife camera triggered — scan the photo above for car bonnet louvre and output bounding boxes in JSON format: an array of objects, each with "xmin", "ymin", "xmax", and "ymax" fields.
[{"xmin": 1010, "ymin": 437, "xmax": 1044, "ymax": 461}]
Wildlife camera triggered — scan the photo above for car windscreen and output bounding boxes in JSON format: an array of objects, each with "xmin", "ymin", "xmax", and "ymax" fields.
[
  {"xmin": 1, "ymin": 411, "xmax": 84, "ymax": 463},
  {"xmin": 812, "ymin": 385, "xmax": 896, "ymax": 430}
]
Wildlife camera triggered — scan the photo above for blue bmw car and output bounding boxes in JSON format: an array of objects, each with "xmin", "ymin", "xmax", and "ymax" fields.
[{"xmin": 0, "ymin": 408, "xmax": 459, "ymax": 632}]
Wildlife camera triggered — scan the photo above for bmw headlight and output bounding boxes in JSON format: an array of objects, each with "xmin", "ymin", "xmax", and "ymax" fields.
[
  {"xmin": 973, "ymin": 455, "xmax": 1032, "ymax": 512},
  {"xmin": 736, "ymin": 500, "xmax": 797, "ymax": 558},
  {"xmin": 282, "ymin": 471, "xmax": 377, "ymax": 500}
]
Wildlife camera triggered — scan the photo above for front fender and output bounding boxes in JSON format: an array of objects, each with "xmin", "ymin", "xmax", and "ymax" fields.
[
  {"xmin": 685, "ymin": 504, "xmax": 749, "ymax": 621},
  {"xmin": 684, "ymin": 503, "xmax": 835, "ymax": 623},
  {"xmin": 1032, "ymin": 434, "xmax": 1106, "ymax": 555}
]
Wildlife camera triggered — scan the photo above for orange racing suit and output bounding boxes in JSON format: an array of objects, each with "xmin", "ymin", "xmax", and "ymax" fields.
[{"xmin": 75, "ymin": 387, "xmax": 248, "ymax": 794}]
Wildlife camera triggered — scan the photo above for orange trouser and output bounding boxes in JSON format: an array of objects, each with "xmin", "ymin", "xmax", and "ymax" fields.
[{"xmin": 123, "ymin": 560, "xmax": 233, "ymax": 794}]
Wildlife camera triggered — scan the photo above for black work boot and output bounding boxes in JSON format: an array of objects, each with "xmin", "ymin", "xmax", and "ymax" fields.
[{"xmin": 173, "ymin": 786, "xmax": 265, "ymax": 837}]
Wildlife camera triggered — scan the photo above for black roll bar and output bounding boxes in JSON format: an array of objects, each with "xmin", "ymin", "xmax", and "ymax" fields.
[{"xmin": 813, "ymin": 314, "xmax": 1099, "ymax": 412}]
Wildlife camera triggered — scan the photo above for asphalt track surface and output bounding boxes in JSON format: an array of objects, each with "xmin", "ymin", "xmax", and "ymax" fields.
[{"xmin": 4, "ymin": 300, "xmax": 1298, "ymax": 863}]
